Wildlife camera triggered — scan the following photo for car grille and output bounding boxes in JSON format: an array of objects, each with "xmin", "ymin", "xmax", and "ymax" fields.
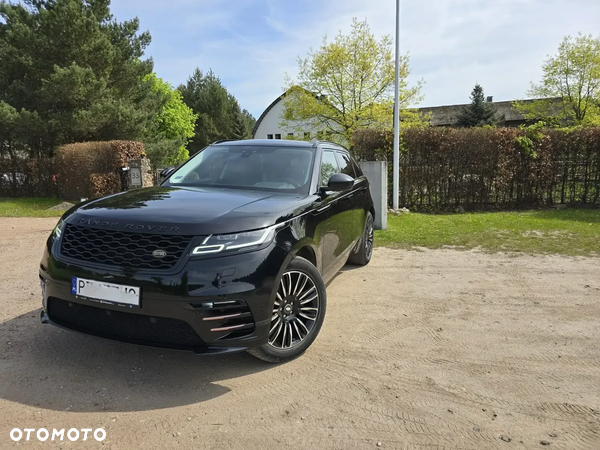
[
  {"xmin": 60, "ymin": 224, "xmax": 193, "ymax": 270},
  {"xmin": 47, "ymin": 297, "xmax": 204, "ymax": 348}
]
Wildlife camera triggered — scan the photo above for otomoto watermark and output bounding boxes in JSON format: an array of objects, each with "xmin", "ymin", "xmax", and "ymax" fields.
[{"xmin": 10, "ymin": 428, "xmax": 106, "ymax": 442}]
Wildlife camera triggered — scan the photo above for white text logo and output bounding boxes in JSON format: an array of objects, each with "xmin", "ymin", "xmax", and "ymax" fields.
[{"xmin": 10, "ymin": 428, "xmax": 106, "ymax": 442}]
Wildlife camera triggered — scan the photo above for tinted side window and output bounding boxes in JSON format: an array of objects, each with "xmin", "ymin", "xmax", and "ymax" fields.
[
  {"xmin": 320, "ymin": 150, "xmax": 340, "ymax": 186},
  {"xmin": 336, "ymin": 152, "xmax": 357, "ymax": 178},
  {"xmin": 349, "ymin": 155, "xmax": 363, "ymax": 177}
]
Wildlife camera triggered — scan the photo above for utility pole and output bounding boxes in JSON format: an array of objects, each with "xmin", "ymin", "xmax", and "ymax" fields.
[{"xmin": 392, "ymin": 0, "xmax": 401, "ymax": 210}]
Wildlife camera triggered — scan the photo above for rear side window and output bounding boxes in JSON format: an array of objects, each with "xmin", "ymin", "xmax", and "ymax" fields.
[
  {"xmin": 336, "ymin": 152, "xmax": 357, "ymax": 178},
  {"xmin": 320, "ymin": 150, "xmax": 340, "ymax": 186}
]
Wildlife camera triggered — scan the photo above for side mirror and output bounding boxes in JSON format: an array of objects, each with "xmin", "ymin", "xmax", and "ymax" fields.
[
  {"xmin": 324, "ymin": 173, "xmax": 354, "ymax": 193},
  {"xmin": 160, "ymin": 167, "xmax": 176, "ymax": 179}
]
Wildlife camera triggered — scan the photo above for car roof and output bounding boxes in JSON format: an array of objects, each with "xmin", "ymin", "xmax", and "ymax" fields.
[{"xmin": 211, "ymin": 139, "xmax": 349, "ymax": 152}]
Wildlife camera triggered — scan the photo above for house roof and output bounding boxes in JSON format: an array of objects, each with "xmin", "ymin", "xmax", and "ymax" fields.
[
  {"xmin": 252, "ymin": 92, "xmax": 286, "ymax": 137},
  {"xmin": 417, "ymin": 98, "xmax": 562, "ymax": 126}
]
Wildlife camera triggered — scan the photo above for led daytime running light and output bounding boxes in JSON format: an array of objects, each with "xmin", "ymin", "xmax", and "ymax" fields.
[{"xmin": 191, "ymin": 224, "xmax": 280, "ymax": 256}]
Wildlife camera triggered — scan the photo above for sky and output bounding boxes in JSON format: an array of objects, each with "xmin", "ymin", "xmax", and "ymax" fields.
[{"xmin": 110, "ymin": 0, "xmax": 600, "ymax": 119}]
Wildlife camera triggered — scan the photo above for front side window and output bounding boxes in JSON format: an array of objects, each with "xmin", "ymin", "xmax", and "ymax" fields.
[
  {"xmin": 319, "ymin": 150, "xmax": 340, "ymax": 187},
  {"xmin": 349, "ymin": 155, "xmax": 363, "ymax": 177},
  {"xmin": 336, "ymin": 152, "xmax": 357, "ymax": 178},
  {"xmin": 166, "ymin": 145, "xmax": 315, "ymax": 195}
]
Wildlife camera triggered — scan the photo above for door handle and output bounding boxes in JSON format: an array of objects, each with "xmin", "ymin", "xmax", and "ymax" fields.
[{"xmin": 314, "ymin": 204, "xmax": 331, "ymax": 213}]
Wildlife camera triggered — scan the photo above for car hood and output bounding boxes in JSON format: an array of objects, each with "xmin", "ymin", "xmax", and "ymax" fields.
[{"xmin": 65, "ymin": 186, "xmax": 315, "ymax": 235}]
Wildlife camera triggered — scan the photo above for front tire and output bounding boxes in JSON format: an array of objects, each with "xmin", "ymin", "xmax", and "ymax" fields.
[
  {"xmin": 247, "ymin": 257, "xmax": 327, "ymax": 363},
  {"xmin": 348, "ymin": 211, "xmax": 374, "ymax": 266}
]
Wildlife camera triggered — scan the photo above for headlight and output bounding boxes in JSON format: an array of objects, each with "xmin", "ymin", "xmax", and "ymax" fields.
[
  {"xmin": 191, "ymin": 224, "xmax": 281, "ymax": 257},
  {"xmin": 52, "ymin": 219, "xmax": 65, "ymax": 240}
]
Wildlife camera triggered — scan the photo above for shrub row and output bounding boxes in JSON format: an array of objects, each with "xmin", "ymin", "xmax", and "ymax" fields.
[
  {"xmin": 54, "ymin": 141, "xmax": 145, "ymax": 200},
  {"xmin": 0, "ymin": 158, "xmax": 58, "ymax": 197},
  {"xmin": 353, "ymin": 127, "xmax": 600, "ymax": 210},
  {"xmin": 0, "ymin": 141, "xmax": 146, "ymax": 199}
]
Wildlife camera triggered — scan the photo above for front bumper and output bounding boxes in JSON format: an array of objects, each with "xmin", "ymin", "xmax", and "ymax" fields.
[{"xmin": 40, "ymin": 239, "xmax": 290, "ymax": 354}]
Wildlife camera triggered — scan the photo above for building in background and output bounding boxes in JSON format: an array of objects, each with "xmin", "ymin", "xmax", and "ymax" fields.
[
  {"xmin": 418, "ymin": 97, "xmax": 555, "ymax": 127},
  {"xmin": 253, "ymin": 92, "xmax": 559, "ymax": 139},
  {"xmin": 252, "ymin": 88, "xmax": 335, "ymax": 141}
]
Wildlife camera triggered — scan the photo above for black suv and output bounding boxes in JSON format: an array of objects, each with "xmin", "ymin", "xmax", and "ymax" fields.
[{"xmin": 40, "ymin": 140, "xmax": 374, "ymax": 362}]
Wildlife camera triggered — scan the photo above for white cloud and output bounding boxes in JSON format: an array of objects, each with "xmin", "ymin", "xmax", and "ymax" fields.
[{"xmin": 111, "ymin": 0, "xmax": 600, "ymax": 116}]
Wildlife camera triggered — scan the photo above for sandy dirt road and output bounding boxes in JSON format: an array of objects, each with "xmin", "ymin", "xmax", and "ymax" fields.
[{"xmin": 0, "ymin": 217, "xmax": 599, "ymax": 449}]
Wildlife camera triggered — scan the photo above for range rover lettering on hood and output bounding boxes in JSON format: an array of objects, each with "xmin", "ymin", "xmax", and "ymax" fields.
[{"xmin": 77, "ymin": 218, "xmax": 180, "ymax": 233}]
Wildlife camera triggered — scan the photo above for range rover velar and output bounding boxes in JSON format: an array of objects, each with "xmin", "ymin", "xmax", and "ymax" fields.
[{"xmin": 39, "ymin": 139, "xmax": 375, "ymax": 362}]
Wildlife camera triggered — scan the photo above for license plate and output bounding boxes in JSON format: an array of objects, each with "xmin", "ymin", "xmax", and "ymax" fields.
[{"xmin": 71, "ymin": 277, "xmax": 140, "ymax": 307}]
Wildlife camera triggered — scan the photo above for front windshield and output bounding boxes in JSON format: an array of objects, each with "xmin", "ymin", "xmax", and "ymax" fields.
[{"xmin": 165, "ymin": 145, "xmax": 315, "ymax": 195}]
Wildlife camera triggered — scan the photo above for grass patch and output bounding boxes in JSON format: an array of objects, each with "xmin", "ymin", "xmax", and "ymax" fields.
[
  {"xmin": 0, "ymin": 198, "xmax": 67, "ymax": 217},
  {"xmin": 375, "ymin": 209, "xmax": 600, "ymax": 256}
]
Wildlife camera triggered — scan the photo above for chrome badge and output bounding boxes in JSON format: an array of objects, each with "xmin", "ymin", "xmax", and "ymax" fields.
[{"xmin": 152, "ymin": 249, "xmax": 167, "ymax": 259}]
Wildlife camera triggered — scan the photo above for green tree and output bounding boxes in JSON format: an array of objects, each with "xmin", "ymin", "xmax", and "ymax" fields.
[
  {"xmin": 178, "ymin": 69, "xmax": 234, "ymax": 153},
  {"xmin": 514, "ymin": 34, "xmax": 600, "ymax": 126},
  {"xmin": 0, "ymin": 0, "xmax": 161, "ymax": 158},
  {"xmin": 241, "ymin": 108, "xmax": 257, "ymax": 138},
  {"xmin": 231, "ymin": 102, "xmax": 250, "ymax": 140},
  {"xmin": 144, "ymin": 74, "xmax": 197, "ymax": 166},
  {"xmin": 178, "ymin": 69, "xmax": 256, "ymax": 152},
  {"xmin": 281, "ymin": 18, "xmax": 424, "ymax": 145},
  {"xmin": 456, "ymin": 84, "xmax": 503, "ymax": 127}
]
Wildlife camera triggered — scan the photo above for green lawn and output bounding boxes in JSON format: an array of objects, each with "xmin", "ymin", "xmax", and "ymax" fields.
[
  {"xmin": 376, "ymin": 209, "xmax": 600, "ymax": 256},
  {"xmin": 2, "ymin": 198, "xmax": 599, "ymax": 256},
  {"xmin": 0, "ymin": 198, "xmax": 67, "ymax": 217}
]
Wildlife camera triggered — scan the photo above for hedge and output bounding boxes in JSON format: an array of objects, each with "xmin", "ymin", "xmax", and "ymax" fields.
[
  {"xmin": 353, "ymin": 127, "xmax": 600, "ymax": 210},
  {"xmin": 0, "ymin": 158, "xmax": 58, "ymax": 198},
  {"xmin": 54, "ymin": 141, "xmax": 145, "ymax": 200}
]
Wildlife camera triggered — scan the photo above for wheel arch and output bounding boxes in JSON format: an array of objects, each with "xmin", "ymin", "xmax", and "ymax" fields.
[
  {"xmin": 369, "ymin": 206, "xmax": 375, "ymax": 221},
  {"xmin": 294, "ymin": 245, "xmax": 316, "ymax": 266}
]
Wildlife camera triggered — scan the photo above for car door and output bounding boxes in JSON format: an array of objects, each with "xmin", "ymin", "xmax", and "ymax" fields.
[
  {"xmin": 335, "ymin": 151, "xmax": 369, "ymax": 244},
  {"xmin": 312, "ymin": 149, "xmax": 345, "ymax": 278}
]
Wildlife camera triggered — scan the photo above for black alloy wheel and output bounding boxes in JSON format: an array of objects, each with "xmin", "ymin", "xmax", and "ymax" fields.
[
  {"xmin": 247, "ymin": 257, "xmax": 326, "ymax": 363},
  {"xmin": 348, "ymin": 211, "xmax": 374, "ymax": 266}
]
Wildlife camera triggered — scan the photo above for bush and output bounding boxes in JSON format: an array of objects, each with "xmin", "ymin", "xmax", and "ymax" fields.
[
  {"xmin": 353, "ymin": 127, "xmax": 600, "ymax": 210},
  {"xmin": 54, "ymin": 141, "xmax": 145, "ymax": 200},
  {"xmin": 89, "ymin": 173, "xmax": 122, "ymax": 199},
  {"xmin": 0, "ymin": 158, "xmax": 58, "ymax": 197}
]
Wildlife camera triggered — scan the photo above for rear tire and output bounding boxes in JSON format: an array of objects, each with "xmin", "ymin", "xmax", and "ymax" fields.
[
  {"xmin": 247, "ymin": 257, "xmax": 327, "ymax": 363},
  {"xmin": 348, "ymin": 212, "xmax": 374, "ymax": 266}
]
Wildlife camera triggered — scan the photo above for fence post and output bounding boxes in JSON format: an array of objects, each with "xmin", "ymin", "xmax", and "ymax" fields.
[
  {"xmin": 358, "ymin": 161, "xmax": 388, "ymax": 230},
  {"xmin": 128, "ymin": 158, "xmax": 152, "ymax": 189}
]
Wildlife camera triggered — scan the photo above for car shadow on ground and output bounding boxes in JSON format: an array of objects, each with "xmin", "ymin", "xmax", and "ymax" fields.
[
  {"xmin": 325, "ymin": 264, "xmax": 364, "ymax": 287},
  {"xmin": 339, "ymin": 264, "xmax": 364, "ymax": 272},
  {"xmin": 0, "ymin": 309, "xmax": 274, "ymax": 413}
]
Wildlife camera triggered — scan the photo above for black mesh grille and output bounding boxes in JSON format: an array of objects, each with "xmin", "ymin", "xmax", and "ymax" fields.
[
  {"xmin": 61, "ymin": 224, "xmax": 193, "ymax": 270},
  {"xmin": 47, "ymin": 297, "xmax": 204, "ymax": 348}
]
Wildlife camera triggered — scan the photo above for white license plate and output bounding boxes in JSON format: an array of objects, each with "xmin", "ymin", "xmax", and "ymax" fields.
[{"xmin": 71, "ymin": 277, "xmax": 140, "ymax": 307}]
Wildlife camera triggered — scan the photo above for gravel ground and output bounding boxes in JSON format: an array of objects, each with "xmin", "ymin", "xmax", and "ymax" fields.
[{"xmin": 0, "ymin": 217, "xmax": 599, "ymax": 450}]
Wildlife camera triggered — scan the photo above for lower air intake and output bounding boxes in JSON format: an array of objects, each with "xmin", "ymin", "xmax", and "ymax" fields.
[{"xmin": 47, "ymin": 297, "xmax": 204, "ymax": 348}]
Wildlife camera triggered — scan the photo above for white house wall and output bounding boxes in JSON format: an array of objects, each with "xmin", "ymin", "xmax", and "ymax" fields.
[{"xmin": 253, "ymin": 100, "xmax": 321, "ymax": 140}]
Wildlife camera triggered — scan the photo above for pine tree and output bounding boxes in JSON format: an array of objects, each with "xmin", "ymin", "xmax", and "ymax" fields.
[
  {"xmin": 178, "ymin": 69, "xmax": 255, "ymax": 151},
  {"xmin": 456, "ymin": 84, "xmax": 503, "ymax": 127},
  {"xmin": 0, "ymin": 0, "xmax": 161, "ymax": 158},
  {"xmin": 231, "ymin": 103, "xmax": 250, "ymax": 140}
]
